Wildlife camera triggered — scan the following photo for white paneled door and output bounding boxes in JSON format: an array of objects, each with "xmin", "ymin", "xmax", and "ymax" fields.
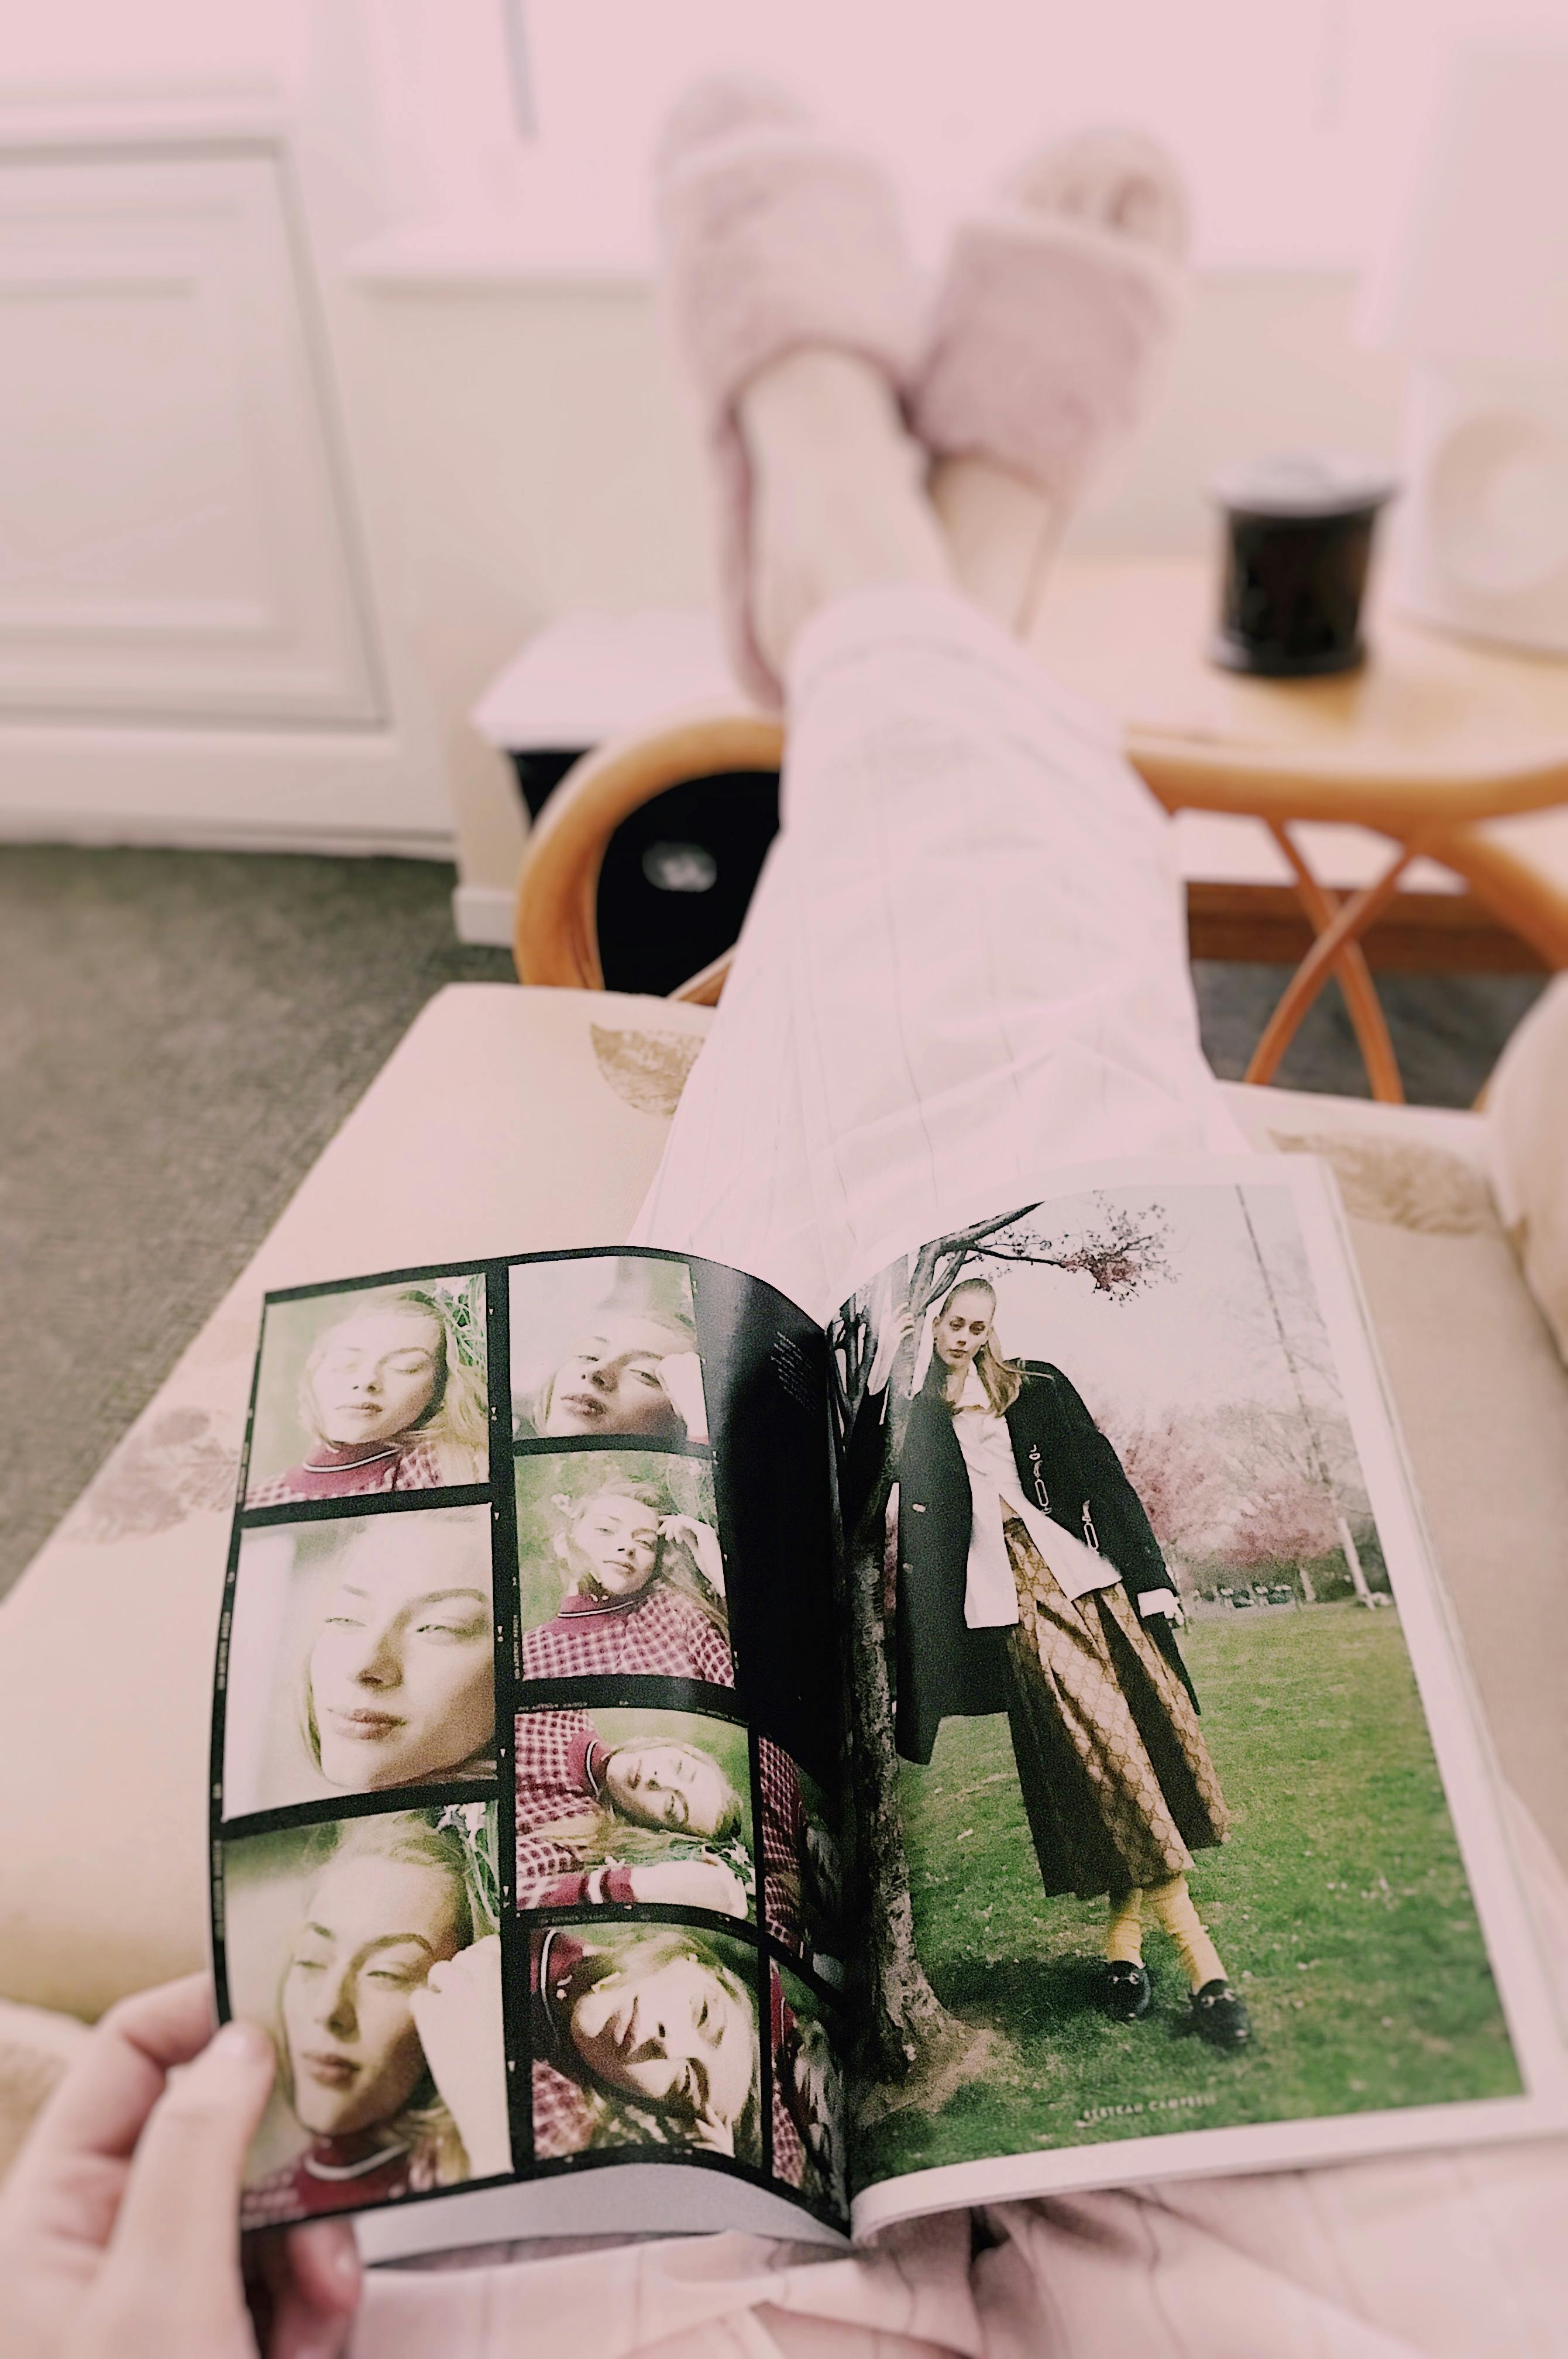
[
  {"xmin": 0, "ymin": 145, "xmax": 380, "ymax": 725},
  {"xmin": 0, "ymin": 110, "xmax": 449, "ymax": 855}
]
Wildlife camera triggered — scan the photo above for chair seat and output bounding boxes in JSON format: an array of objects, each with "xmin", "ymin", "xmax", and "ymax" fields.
[{"xmin": 0, "ymin": 984, "xmax": 1562, "ymax": 2079}]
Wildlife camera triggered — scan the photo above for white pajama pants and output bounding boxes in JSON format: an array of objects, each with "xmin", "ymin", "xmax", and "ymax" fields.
[
  {"xmin": 630, "ymin": 586, "xmax": 1242, "ymax": 1323},
  {"xmin": 356, "ymin": 589, "xmax": 1568, "ymax": 2358}
]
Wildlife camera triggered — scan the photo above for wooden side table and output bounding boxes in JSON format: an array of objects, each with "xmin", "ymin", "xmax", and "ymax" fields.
[
  {"xmin": 513, "ymin": 565, "xmax": 1568, "ymax": 1102},
  {"xmin": 1030, "ymin": 559, "xmax": 1568, "ymax": 1098}
]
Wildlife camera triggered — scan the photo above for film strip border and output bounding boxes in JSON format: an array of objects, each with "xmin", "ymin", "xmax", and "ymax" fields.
[{"xmin": 209, "ymin": 1249, "xmax": 850, "ymax": 2233}]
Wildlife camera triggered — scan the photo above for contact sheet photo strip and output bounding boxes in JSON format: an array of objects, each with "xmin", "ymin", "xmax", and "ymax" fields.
[
  {"xmin": 206, "ymin": 1164, "xmax": 1568, "ymax": 2265},
  {"xmin": 208, "ymin": 1247, "xmax": 853, "ymax": 2248}
]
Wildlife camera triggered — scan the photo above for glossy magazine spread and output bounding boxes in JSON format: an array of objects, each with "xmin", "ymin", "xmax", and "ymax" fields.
[{"xmin": 208, "ymin": 1159, "xmax": 1568, "ymax": 2262}]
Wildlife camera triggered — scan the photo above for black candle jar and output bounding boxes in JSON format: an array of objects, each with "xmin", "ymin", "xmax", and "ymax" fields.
[{"xmin": 1211, "ymin": 453, "xmax": 1397, "ymax": 678}]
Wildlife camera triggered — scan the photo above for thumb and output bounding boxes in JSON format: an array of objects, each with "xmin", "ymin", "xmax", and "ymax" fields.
[{"xmin": 104, "ymin": 2017, "xmax": 276, "ymax": 2279}]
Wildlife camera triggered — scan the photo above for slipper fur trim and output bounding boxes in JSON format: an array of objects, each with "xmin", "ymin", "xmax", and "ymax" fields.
[
  {"xmin": 912, "ymin": 206, "xmax": 1182, "ymax": 506},
  {"xmin": 658, "ymin": 122, "xmax": 920, "ymax": 707}
]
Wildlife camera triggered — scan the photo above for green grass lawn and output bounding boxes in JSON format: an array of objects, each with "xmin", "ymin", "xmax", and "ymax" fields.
[{"xmin": 858, "ymin": 1603, "xmax": 1519, "ymax": 2187}]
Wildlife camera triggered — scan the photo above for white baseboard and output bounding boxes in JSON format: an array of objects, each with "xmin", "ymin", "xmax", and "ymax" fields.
[
  {"xmin": 452, "ymin": 882, "xmax": 515, "ymax": 947},
  {"xmin": 0, "ymin": 723, "xmax": 453, "ymax": 857}
]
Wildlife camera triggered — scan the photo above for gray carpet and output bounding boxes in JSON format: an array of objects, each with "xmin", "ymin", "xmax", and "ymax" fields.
[{"xmin": 0, "ymin": 844, "xmax": 1544, "ymax": 1601}]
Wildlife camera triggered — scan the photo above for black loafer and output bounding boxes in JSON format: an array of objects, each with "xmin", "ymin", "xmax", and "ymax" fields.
[
  {"xmin": 1102, "ymin": 1959, "xmax": 1152, "ymax": 2021},
  {"xmin": 1191, "ymin": 1978, "xmax": 1251, "ymax": 2049}
]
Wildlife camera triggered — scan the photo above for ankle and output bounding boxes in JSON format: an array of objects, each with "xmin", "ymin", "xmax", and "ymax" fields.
[
  {"xmin": 930, "ymin": 454, "xmax": 1060, "ymax": 635},
  {"xmin": 741, "ymin": 349, "xmax": 906, "ymax": 460},
  {"xmin": 739, "ymin": 348, "xmax": 949, "ymax": 678}
]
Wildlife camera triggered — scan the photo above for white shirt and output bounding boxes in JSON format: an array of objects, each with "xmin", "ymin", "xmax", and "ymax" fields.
[{"xmin": 950, "ymin": 1366, "xmax": 1120, "ymax": 1628}]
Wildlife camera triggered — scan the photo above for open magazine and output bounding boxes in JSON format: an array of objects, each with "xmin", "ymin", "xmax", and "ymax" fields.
[{"xmin": 209, "ymin": 1154, "xmax": 1568, "ymax": 2261}]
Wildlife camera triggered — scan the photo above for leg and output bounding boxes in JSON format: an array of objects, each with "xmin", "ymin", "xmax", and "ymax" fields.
[
  {"xmin": 634, "ymin": 104, "xmax": 1233, "ymax": 1318},
  {"xmin": 1102, "ymin": 1886, "xmax": 1152, "ymax": 2023},
  {"xmin": 350, "ymin": 2215, "xmax": 979, "ymax": 2357},
  {"xmin": 1104, "ymin": 1887, "xmax": 1145, "ymax": 1966},
  {"xmin": 634, "ymin": 583, "xmax": 1241, "ymax": 1316},
  {"xmin": 977, "ymin": 2137, "xmax": 1568, "ymax": 2359},
  {"xmin": 1144, "ymin": 1872, "xmax": 1225, "ymax": 1992}
]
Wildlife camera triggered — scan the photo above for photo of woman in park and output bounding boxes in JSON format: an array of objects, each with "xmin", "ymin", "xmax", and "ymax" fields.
[
  {"xmin": 511, "ymin": 1255, "xmax": 709, "ymax": 1445},
  {"xmin": 529, "ymin": 1922, "xmax": 761, "ymax": 2164},
  {"xmin": 515, "ymin": 1705, "xmax": 753, "ymax": 1917},
  {"xmin": 223, "ymin": 1507, "xmax": 495, "ymax": 1814},
  {"xmin": 896, "ymin": 1275, "xmax": 1248, "ymax": 2048},
  {"xmin": 246, "ymin": 1278, "xmax": 488, "ymax": 1505},
  {"xmin": 227, "ymin": 1808, "xmax": 510, "ymax": 2229},
  {"xmin": 516, "ymin": 1454, "xmax": 734, "ymax": 1687}
]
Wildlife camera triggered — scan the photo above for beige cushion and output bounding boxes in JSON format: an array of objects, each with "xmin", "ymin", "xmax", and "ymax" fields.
[
  {"xmin": 2, "ymin": 988, "xmax": 1564, "ymax": 2037},
  {"xmin": 1486, "ymin": 972, "xmax": 1568, "ymax": 1364},
  {"xmin": 0, "ymin": 1999, "xmax": 89, "ymax": 2179}
]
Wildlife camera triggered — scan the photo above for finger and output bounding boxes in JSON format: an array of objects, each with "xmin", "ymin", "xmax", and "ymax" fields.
[
  {"xmin": 102, "ymin": 2018, "xmax": 275, "ymax": 2277},
  {"xmin": 18, "ymin": 1975, "xmax": 216, "ymax": 2181},
  {"xmin": 261, "ymin": 2220, "xmax": 361, "ymax": 2359},
  {"xmin": 282, "ymin": 2219, "xmax": 362, "ymax": 2317}
]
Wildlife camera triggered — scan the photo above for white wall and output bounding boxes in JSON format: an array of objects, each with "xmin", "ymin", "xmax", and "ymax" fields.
[{"xmin": 343, "ymin": 277, "xmax": 710, "ymax": 903}]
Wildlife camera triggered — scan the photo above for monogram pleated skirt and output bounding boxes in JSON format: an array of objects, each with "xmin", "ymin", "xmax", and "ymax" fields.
[{"xmin": 1000, "ymin": 1519, "xmax": 1230, "ymax": 1899}]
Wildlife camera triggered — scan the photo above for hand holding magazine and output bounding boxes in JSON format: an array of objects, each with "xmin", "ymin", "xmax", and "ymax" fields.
[{"xmin": 208, "ymin": 1156, "xmax": 1568, "ymax": 2258}]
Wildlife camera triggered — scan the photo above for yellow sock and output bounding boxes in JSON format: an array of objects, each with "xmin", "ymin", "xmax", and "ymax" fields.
[
  {"xmin": 1147, "ymin": 1876, "xmax": 1226, "ymax": 1990},
  {"xmin": 1105, "ymin": 1887, "xmax": 1144, "ymax": 1966}
]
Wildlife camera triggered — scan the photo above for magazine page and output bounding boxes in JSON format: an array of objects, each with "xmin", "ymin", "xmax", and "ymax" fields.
[
  {"xmin": 827, "ymin": 1156, "xmax": 1568, "ymax": 2233},
  {"xmin": 209, "ymin": 1247, "xmax": 851, "ymax": 2261}
]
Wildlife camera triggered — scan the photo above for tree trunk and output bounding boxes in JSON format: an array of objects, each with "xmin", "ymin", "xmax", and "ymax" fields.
[
  {"xmin": 837, "ymin": 1215, "xmax": 1044, "ymax": 2088},
  {"xmin": 845, "ymin": 1506, "xmax": 967, "ymax": 2081},
  {"xmin": 1336, "ymin": 1513, "xmax": 1374, "ymax": 1606}
]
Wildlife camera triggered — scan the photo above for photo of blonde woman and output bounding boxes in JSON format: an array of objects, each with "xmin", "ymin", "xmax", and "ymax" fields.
[
  {"xmin": 225, "ymin": 1807, "xmax": 510, "ymax": 2230},
  {"xmin": 223, "ymin": 1507, "xmax": 496, "ymax": 1816},
  {"xmin": 515, "ymin": 1705, "xmax": 754, "ymax": 1918},
  {"xmin": 246, "ymin": 1276, "xmax": 487, "ymax": 1507},
  {"xmin": 893, "ymin": 1273, "xmax": 1245, "ymax": 2046},
  {"xmin": 530, "ymin": 1921, "xmax": 761, "ymax": 2165},
  {"xmin": 511, "ymin": 1255, "xmax": 709, "ymax": 1445},
  {"xmin": 515, "ymin": 1452, "xmax": 733, "ymax": 1687}
]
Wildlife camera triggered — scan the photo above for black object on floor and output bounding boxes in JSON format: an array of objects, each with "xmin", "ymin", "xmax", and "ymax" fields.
[
  {"xmin": 598, "ymin": 771, "xmax": 781, "ymax": 996},
  {"xmin": 511, "ymin": 749, "xmax": 782, "ymax": 997}
]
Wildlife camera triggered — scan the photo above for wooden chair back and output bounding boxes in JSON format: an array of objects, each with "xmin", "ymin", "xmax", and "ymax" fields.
[{"xmin": 513, "ymin": 707, "xmax": 1568, "ymax": 1097}]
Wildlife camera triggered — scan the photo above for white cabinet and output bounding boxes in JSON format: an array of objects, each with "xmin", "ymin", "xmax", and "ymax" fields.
[
  {"xmin": 0, "ymin": 145, "xmax": 381, "ymax": 728},
  {"xmin": 0, "ymin": 109, "xmax": 449, "ymax": 855}
]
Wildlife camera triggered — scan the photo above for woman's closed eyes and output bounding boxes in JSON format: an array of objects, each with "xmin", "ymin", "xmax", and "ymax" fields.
[
  {"xmin": 288, "ymin": 1934, "xmax": 432, "ymax": 1989},
  {"xmin": 322, "ymin": 1594, "xmax": 487, "ymax": 1645},
  {"xmin": 577, "ymin": 1341, "xmax": 664, "ymax": 1388},
  {"xmin": 309, "ymin": 1525, "xmax": 496, "ymax": 1794},
  {"xmin": 319, "ymin": 1347, "xmax": 434, "ymax": 1383}
]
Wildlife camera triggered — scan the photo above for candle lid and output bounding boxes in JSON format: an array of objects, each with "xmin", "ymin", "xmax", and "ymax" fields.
[{"xmin": 1210, "ymin": 450, "xmax": 1397, "ymax": 518}]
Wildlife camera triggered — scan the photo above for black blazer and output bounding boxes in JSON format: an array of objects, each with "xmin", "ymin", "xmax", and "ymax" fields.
[{"xmin": 895, "ymin": 1360, "xmax": 1195, "ymax": 1765}]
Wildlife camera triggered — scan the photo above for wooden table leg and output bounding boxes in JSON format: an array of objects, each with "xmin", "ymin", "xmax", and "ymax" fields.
[{"xmin": 1245, "ymin": 851, "xmax": 1414, "ymax": 1092}]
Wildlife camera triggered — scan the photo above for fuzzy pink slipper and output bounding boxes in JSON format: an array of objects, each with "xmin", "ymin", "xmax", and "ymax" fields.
[
  {"xmin": 656, "ymin": 78, "xmax": 922, "ymax": 709},
  {"xmin": 912, "ymin": 128, "xmax": 1189, "ymax": 511}
]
